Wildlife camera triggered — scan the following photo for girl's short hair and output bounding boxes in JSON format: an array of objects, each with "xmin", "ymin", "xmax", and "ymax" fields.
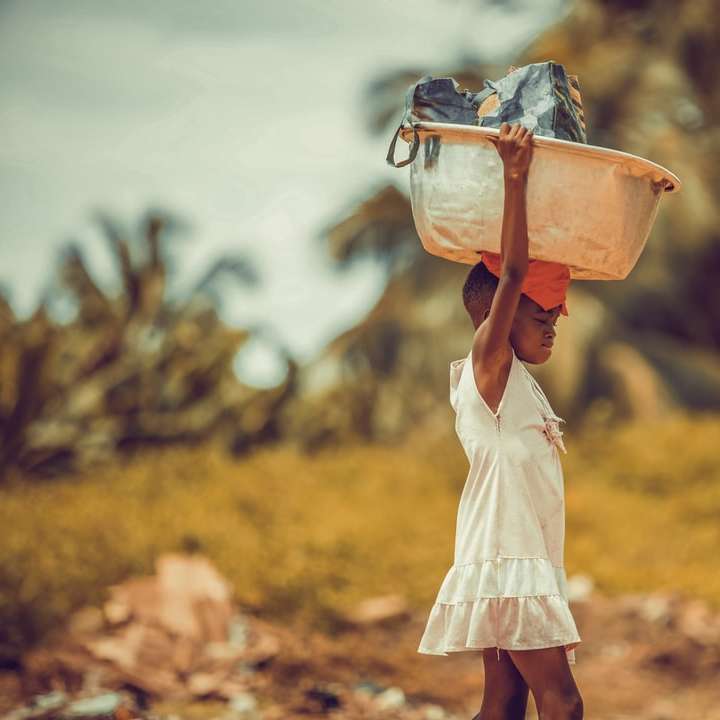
[{"xmin": 463, "ymin": 261, "xmax": 498, "ymax": 317}]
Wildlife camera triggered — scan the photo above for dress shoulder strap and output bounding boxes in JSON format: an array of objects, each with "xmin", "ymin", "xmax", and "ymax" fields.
[{"xmin": 449, "ymin": 355, "xmax": 468, "ymax": 413}]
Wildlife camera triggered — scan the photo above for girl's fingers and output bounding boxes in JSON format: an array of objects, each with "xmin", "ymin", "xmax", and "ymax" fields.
[
  {"xmin": 491, "ymin": 123, "xmax": 534, "ymax": 150},
  {"xmin": 513, "ymin": 124, "xmax": 530, "ymax": 143}
]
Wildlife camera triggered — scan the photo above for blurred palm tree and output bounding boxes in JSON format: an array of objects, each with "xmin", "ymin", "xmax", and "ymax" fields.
[{"xmin": 0, "ymin": 209, "xmax": 297, "ymax": 481}]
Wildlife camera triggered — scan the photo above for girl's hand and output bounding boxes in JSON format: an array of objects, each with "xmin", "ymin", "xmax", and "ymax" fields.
[{"xmin": 487, "ymin": 122, "xmax": 534, "ymax": 180}]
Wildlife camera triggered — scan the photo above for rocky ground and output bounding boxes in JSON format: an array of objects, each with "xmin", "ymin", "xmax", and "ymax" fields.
[{"xmin": 1, "ymin": 554, "xmax": 720, "ymax": 720}]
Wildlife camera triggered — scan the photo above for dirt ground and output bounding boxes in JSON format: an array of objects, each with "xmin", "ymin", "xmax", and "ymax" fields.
[
  {"xmin": 3, "ymin": 583, "xmax": 720, "ymax": 720},
  {"xmin": 248, "ymin": 588, "xmax": 720, "ymax": 719}
]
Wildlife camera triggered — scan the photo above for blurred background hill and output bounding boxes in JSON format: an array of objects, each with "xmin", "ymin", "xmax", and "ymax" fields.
[{"xmin": 1, "ymin": 1, "xmax": 720, "ymax": 718}]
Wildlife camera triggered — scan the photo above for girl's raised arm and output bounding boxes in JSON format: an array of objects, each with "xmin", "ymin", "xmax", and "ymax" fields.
[{"xmin": 471, "ymin": 123, "xmax": 534, "ymax": 404}]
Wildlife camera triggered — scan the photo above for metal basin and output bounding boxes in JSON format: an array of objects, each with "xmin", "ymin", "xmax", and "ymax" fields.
[{"xmin": 398, "ymin": 122, "xmax": 682, "ymax": 280}]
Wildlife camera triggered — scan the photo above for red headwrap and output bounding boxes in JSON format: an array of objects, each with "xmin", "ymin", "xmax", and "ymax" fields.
[{"xmin": 480, "ymin": 251, "xmax": 570, "ymax": 316}]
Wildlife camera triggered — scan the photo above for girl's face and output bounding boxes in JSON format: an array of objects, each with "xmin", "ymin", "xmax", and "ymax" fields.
[{"xmin": 509, "ymin": 295, "xmax": 561, "ymax": 364}]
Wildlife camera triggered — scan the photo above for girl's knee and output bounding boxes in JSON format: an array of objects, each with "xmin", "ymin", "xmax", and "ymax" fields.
[{"xmin": 539, "ymin": 689, "xmax": 583, "ymax": 720}]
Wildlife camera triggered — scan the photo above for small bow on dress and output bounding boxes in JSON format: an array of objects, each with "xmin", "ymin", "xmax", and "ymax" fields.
[{"xmin": 543, "ymin": 414, "xmax": 567, "ymax": 454}]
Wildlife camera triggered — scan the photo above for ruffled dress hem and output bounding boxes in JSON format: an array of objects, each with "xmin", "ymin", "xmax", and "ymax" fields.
[{"xmin": 416, "ymin": 557, "xmax": 582, "ymax": 664}]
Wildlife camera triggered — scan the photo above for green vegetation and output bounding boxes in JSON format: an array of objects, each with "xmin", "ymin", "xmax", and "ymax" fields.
[{"xmin": 1, "ymin": 411, "xmax": 719, "ymax": 663}]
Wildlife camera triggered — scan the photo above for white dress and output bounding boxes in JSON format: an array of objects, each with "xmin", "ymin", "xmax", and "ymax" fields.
[{"xmin": 417, "ymin": 345, "xmax": 582, "ymax": 664}]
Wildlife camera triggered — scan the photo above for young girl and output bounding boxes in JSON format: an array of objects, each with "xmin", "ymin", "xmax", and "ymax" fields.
[{"xmin": 417, "ymin": 123, "xmax": 584, "ymax": 720}]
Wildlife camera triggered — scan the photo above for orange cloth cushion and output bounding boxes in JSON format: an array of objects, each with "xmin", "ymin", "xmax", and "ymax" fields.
[{"xmin": 480, "ymin": 251, "xmax": 571, "ymax": 316}]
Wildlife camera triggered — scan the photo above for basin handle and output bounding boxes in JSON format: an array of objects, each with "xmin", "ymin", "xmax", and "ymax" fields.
[{"xmin": 386, "ymin": 122, "xmax": 420, "ymax": 168}]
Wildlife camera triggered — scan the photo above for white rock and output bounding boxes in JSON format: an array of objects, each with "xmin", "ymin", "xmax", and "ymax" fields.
[
  {"xmin": 375, "ymin": 686, "xmax": 406, "ymax": 710},
  {"xmin": 566, "ymin": 573, "xmax": 594, "ymax": 602},
  {"xmin": 423, "ymin": 703, "xmax": 448, "ymax": 719}
]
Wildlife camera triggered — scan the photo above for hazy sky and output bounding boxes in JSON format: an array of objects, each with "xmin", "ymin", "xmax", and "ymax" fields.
[{"xmin": 0, "ymin": 0, "xmax": 567, "ymax": 385}]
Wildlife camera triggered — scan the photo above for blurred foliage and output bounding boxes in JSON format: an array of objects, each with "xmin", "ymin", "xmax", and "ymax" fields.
[
  {"xmin": 1, "ymin": 411, "xmax": 719, "ymax": 665},
  {"xmin": 5, "ymin": 0, "xmax": 720, "ymax": 461},
  {"xmin": 0, "ymin": 210, "xmax": 297, "ymax": 480}
]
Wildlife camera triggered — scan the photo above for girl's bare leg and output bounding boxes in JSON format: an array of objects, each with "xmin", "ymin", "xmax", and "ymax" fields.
[
  {"xmin": 473, "ymin": 647, "xmax": 529, "ymax": 720},
  {"xmin": 506, "ymin": 646, "xmax": 583, "ymax": 719}
]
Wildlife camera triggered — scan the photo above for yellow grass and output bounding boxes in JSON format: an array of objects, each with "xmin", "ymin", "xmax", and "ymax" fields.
[{"xmin": 1, "ymin": 410, "xmax": 719, "ymax": 661}]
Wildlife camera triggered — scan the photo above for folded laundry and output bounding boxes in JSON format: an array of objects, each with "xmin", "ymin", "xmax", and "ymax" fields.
[{"xmin": 386, "ymin": 61, "xmax": 586, "ymax": 169}]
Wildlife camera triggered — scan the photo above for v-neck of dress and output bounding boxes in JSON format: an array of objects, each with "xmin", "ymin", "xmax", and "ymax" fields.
[{"xmin": 468, "ymin": 346, "xmax": 517, "ymax": 419}]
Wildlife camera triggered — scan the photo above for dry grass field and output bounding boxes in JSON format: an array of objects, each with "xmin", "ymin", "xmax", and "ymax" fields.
[{"xmin": 2, "ymin": 410, "xmax": 719, "ymax": 663}]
